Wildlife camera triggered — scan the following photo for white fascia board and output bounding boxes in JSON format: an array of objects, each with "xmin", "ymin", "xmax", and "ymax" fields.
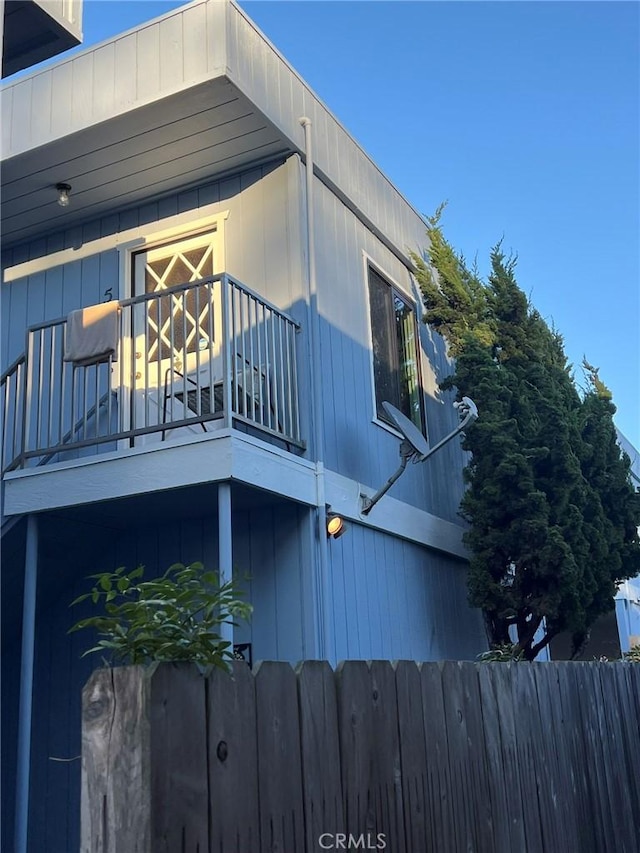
[
  {"xmin": 3, "ymin": 433, "xmax": 468, "ymax": 559},
  {"xmin": 325, "ymin": 469, "xmax": 468, "ymax": 560},
  {"xmin": 2, "ymin": 430, "xmax": 316, "ymax": 514}
]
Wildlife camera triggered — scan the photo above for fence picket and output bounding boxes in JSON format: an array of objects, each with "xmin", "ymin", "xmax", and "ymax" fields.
[
  {"xmin": 394, "ymin": 661, "xmax": 428, "ymax": 853},
  {"xmin": 297, "ymin": 661, "xmax": 344, "ymax": 853},
  {"xmin": 207, "ymin": 661, "xmax": 260, "ymax": 853},
  {"xmin": 149, "ymin": 663, "xmax": 208, "ymax": 852},
  {"xmin": 254, "ymin": 661, "xmax": 306, "ymax": 853}
]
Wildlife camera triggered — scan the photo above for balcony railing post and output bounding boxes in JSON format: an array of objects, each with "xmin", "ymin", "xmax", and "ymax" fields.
[
  {"xmin": 221, "ymin": 276, "xmax": 232, "ymax": 430},
  {"xmin": 22, "ymin": 331, "xmax": 35, "ymax": 465}
]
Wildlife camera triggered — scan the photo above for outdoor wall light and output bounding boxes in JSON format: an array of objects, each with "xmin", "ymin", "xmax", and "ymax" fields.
[
  {"xmin": 56, "ymin": 183, "xmax": 71, "ymax": 207},
  {"xmin": 327, "ymin": 512, "xmax": 348, "ymax": 539}
]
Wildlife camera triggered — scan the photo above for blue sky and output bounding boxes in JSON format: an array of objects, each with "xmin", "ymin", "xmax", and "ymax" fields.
[{"xmin": 23, "ymin": 0, "xmax": 640, "ymax": 444}]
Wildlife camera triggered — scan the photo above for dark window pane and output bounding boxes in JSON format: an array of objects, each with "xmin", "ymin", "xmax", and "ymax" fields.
[
  {"xmin": 368, "ymin": 267, "xmax": 423, "ymax": 433},
  {"xmin": 369, "ymin": 268, "xmax": 398, "ymax": 419},
  {"xmin": 394, "ymin": 294, "xmax": 421, "ymax": 429}
]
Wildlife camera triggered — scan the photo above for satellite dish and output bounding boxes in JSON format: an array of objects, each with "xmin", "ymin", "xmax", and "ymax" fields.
[
  {"xmin": 361, "ymin": 396, "xmax": 479, "ymax": 516},
  {"xmin": 381, "ymin": 401, "xmax": 430, "ymax": 461}
]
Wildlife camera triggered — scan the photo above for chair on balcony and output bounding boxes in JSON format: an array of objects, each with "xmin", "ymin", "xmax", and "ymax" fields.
[{"xmin": 160, "ymin": 354, "xmax": 281, "ymax": 440}]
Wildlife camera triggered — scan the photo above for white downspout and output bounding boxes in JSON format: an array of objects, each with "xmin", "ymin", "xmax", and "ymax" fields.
[{"xmin": 298, "ymin": 117, "xmax": 333, "ymax": 662}]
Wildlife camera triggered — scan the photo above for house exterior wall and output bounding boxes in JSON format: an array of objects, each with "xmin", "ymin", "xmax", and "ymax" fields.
[
  {"xmin": 328, "ymin": 524, "xmax": 486, "ymax": 662},
  {"xmin": 1, "ymin": 6, "xmax": 490, "ymax": 849},
  {"xmin": 311, "ymin": 173, "xmax": 466, "ymax": 524}
]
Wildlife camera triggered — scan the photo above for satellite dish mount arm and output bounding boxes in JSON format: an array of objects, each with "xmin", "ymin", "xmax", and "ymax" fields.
[
  {"xmin": 360, "ymin": 397, "xmax": 478, "ymax": 516},
  {"xmin": 361, "ymin": 439, "xmax": 416, "ymax": 516}
]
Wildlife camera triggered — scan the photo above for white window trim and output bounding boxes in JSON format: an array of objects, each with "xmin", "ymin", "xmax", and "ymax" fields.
[
  {"xmin": 362, "ymin": 250, "xmax": 427, "ymax": 439},
  {"xmin": 117, "ymin": 209, "xmax": 228, "ymax": 301}
]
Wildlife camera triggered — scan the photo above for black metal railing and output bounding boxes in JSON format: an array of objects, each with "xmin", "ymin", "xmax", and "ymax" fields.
[{"xmin": 1, "ymin": 274, "xmax": 303, "ymax": 475}]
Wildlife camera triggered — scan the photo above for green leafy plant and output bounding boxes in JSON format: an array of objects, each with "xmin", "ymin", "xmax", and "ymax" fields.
[
  {"xmin": 69, "ymin": 562, "xmax": 252, "ymax": 672},
  {"xmin": 622, "ymin": 644, "xmax": 640, "ymax": 663},
  {"xmin": 477, "ymin": 643, "xmax": 524, "ymax": 663}
]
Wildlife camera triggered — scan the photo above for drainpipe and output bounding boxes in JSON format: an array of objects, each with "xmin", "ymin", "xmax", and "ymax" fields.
[
  {"xmin": 15, "ymin": 514, "xmax": 38, "ymax": 853},
  {"xmin": 218, "ymin": 482, "xmax": 233, "ymax": 648},
  {"xmin": 298, "ymin": 117, "xmax": 333, "ymax": 663}
]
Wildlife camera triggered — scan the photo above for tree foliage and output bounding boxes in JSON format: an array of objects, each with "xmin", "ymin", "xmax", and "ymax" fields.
[
  {"xmin": 70, "ymin": 562, "xmax": 252, "ymax": 671},
  {"xmin": 412, "ymin": 211, "xmax": 640, "ymax": 660}
]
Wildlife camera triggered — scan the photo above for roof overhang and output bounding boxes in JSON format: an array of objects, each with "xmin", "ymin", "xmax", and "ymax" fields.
[
  {"xmin": 1, "ymin": 0, "xmax": 428, "ymax": 263},
  {"xmin": 1, "ymin": 76, "xmax": 291, "ymax": 246}
]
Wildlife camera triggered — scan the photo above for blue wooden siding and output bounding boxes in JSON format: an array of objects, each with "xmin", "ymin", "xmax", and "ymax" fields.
[
  {"xmin": 328, "ymin": 523, "xmax": 486, "ymax": 663},
  {"xmin": 311, "ymin": 174, "xmax": 467, "ymax": 524},
  {"xmin": 0, "ymin": 498, "xmax": 311, "ymax": 852}
]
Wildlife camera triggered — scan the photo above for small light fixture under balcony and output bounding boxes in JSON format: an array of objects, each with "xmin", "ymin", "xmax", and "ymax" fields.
[
  {"xmin": 56, "ymin": 183, "xmax": 71, "ymax": 207},
  {"xmin": 327, "ymin": 510, "xmax": 348, "ymax": 539}
]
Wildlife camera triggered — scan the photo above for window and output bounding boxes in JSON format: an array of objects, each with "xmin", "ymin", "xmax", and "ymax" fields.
[{"xmin": 368, "ymin": 265, "xmax": 424, "ymax": 432}]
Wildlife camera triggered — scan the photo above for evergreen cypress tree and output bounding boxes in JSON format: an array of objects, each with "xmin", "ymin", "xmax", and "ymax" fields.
[{"xmin": 413, "ymin": 216, "xmax": 640, "ymax": 659}]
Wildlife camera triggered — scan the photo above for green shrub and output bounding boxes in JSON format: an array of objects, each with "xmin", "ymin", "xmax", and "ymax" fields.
[
  {"xmin": 622, "ymin": 644, "xmax": 640, "ymax": 663},
  {"xmin": 70, "ymin": 562, "xmax": 251, "ymax": 672},
  {"xmin": 477, "ymin": 643, "xmax": 524, "ymax": 662}
]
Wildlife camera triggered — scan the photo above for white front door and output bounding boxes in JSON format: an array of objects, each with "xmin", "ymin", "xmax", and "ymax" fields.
[{"xmin": 131, "ymin": 230, "xmax": 223, "ymax": 442}]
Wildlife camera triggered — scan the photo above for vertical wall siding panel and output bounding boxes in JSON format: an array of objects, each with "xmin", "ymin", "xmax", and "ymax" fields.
[
  {"xmin": 273, "ymin": 506, "xmax": 305, "ymax": 662},
  {"xmin": 159, "ymin": 14, "xmax": 185, "ymax": 92},
  {"xmin": 197, "ymin": 180, "xmax": 221, "ymax": 209},
  {"xmin": 330, "ymin": 526, "xmax": 485, "ymax": 663},
  {"xmin": 336, "ymin": 535, "xmax": 355, "ymax": 658},
  {"xmin": 238, "ymin": 168, "xmax": 266, "ymax": 290},
  {"xmin": 183, "ymin": 3, "xmax": 208, "ymax": 83},
  {"xmin": 136, "ymin": 25, "xmax": 161, "ymax": 103},
  {"xmin": 50, "ymin": 62, "xmax": 73, "ymax": 140},
  {"xmin": 114, "ymin": 33, "xmax": 138, "ymax": 111},
  {"xmin": 249, "ymin": 507, "xmax": 279, "ymax": 660},
  {"xmin": 232, "ymin": 510, "xmax": 253, "ymax": 648},
  {"xmin": 71, "ymin": 52, "xmax": 95, "ymax": 126},
  {"xmin": 10, "ymin": 78, "xmax": 32, "ymax": 152},
  {"xmin": 92, "ymin": 43, "xmax": 116, "ymax": 121},
  {"xmin": 328, "ymin": 538, "xmax": 348, "ymax": 659},
  {"xmin": 1, "ymin": 86, "xmax": 13, "ymax": 156},
  {"xmin": 1, "ymin": 642, "xmax": 20, "ymax": 851},
  {"xmin": 30, "ymin": 71, "xmax": 53, "ymax": 147}
]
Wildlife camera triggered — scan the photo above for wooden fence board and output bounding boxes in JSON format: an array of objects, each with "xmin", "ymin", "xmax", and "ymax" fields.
[
  {"xmin": 149, "ymin": 663, "xmax": 208, "ymax": 853},
  {"xmin": 440, "ymin": 660, "xmax": 487, "ymax": 853},
  {"xmin": 207, "ymin": 662, "xmax": 260, "ymax": 853},
  {"xmin": 613, "ymin": 665, "xmax": 640, "ymax": 842},
  {"xmin": 531, "ymin": 663, "xmax": 579, "ymax": 852},
  {"xmin": 254, "ymin": 661, "xmax": 305, "ymax": 853},
  {"xmin": 477, "ymin": 664, "xmax": 520, "ymax": 853},
  {"xmin": 510, "ymin": 663, "xmax": 545, "ymax": 852},
  {"xmin": 296, "ymin": 660, "xmax": 343, "ymax": 853},
  {"xmin": 575, "ymin": 662, "xmax": 614, "ymax": 852},
  {"xmin": 369, "ymin": 660, "xmax": 406, "ymax": 853},
  {"xmin": 337, "ymin": 661, "xmax": 406, "ymax": 852},
  {"xmin": 394, "ymin": 661, "xmax": 428, "ymax": 853},
  {"xmin": 420, "ymin": 662, "xmax": 456, "ymax": 853},
  {"xmin": 81, "ymin": 666, "xmax": 151, "ymax": 853},
  {"xmin": 561, "ymin": 661, "xmax": 600, "ymax": 853},
  {"xmin": 595, "ymin": 663, "xmax": 638, "ymax": 852},
  {"xmin": 458, "ymin": 662, "xmax": 495, "ymax": 852}
]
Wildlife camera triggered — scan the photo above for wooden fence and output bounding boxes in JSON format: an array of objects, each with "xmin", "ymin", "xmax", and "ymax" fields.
[{"xmin": 81, "ymin": 660, "xmax": 640, "ymax": 853}]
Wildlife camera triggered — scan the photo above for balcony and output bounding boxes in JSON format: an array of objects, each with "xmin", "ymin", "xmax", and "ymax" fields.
[
  {"xmin": 2, "ymin": 0, "xmax": 83, "ymax": 77},
  {"xmin": 1, "ymin": 274, "xmax": 304, "ymax": 479}
]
